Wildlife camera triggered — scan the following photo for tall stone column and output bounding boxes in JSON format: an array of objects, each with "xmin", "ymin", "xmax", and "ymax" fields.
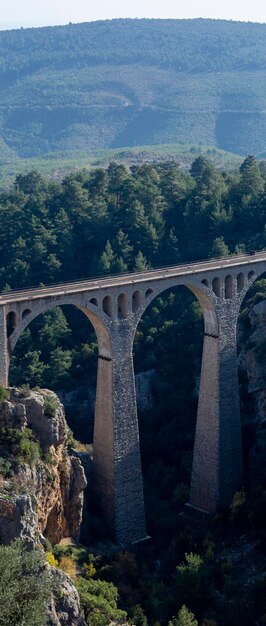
[
  {"xmin": 189, "ymin": 302, "xmax": 242, "ymax": 513},
  {"xmin": 93, "ymin": 321, "xmax": 147, "ymax": 546},
  {"xmin": 0, "ymin": 306, "xmax": 9, "ymax": 387}
]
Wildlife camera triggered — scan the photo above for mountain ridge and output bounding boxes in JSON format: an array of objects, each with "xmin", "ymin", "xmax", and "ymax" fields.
[{"xmin": 0, "ymin": 18, "xmax": 266, "ymax": 160}]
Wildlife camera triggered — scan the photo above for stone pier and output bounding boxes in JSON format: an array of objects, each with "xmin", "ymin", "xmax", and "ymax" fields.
[{"xmin": 0, "ymin": 252, "xmax": 264, "ymax": 543}]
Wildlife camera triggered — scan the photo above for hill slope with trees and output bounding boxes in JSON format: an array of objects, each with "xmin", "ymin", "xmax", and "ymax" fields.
[
  {"xmin": 1, "ymin": 18, "xmax": 266, "ymax": 162},
  {"xmin": 0, "ymin": 157, "xmax": 265, "ymax": 625}
]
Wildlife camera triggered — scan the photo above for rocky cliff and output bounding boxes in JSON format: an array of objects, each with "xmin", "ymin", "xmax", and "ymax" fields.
[
  {"xmin": 47, "ymin": 565, "xmax": 86, "ymax": 626},
  {"xmin": 0, "ymin": 388, "xmax": 87, "ymax": 546}
]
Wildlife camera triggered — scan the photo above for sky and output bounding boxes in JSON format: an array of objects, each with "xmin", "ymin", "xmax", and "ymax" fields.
[{"xmin": 0, "ymin": 0, "xmax": 265, "ymax": 30}]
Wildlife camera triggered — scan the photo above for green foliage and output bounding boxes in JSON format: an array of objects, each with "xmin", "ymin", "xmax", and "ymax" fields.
[
  {"xmin": 0, "ymin": 386, "xmax": 9, "ymax": 401},
  {"xmin": 0, "ymin": 539, "xmax": 50, "ymax": 626},
  {"xmin": 0, "ymin": 455, "xmax": 12, "ymax": 477},
  {"xmin": 169, "ymin": 605, "xmax": 198, "ymax": 626},
  {"xmin": 177, "ymin": 553, "xmax": 203, "ymax": 575},
  {"xmin": 230, "ymin": 489, "xmax": 246, "ymax": 520},
  {"xmin": 0, "ymin": 20, "xmax": 266, "ymax": 160},
  {"xmin": 211, "ymin": 236, "xmax": 229, "ymax": 258},
  {"xmin": 168, "ymin": 554, "xmax": 209, "ymax": 617},
  {"xmin": 0, "ymin": 425, "xmax": 41, "ymax": 469},
  {"xmin": 0, "ymin": 156, "xmax": 264, "ymax": 626},
  {"xmin": 43, "ymin": 394, "xmax": 58, "ymax": 417},
  {"xmin": 75, "ymin": 576, "xmax": 127, "ymax": 626},
  {"xmin": 4, "ymin": 155, "xmax": 263, "ymax": 398},
  {"xmin": 18, "ymin": 384, "xmax": 31, "ymax": 397},
  {"xmin": 129, "ymin": 604, "xmax": 148, "ymax": 626}
]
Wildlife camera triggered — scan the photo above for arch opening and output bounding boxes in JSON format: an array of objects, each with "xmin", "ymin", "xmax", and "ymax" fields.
[
  {"xmin": 7, "ymin": 301, "xmax": 114, "ymax": 545},
  {"xmin": 212, "ymin": 277, "xmax": 220, "ymax": 297},
  {"xmin": 132, "ymin": 290, "xmax": 142, "ymax": 312},
  {"xmin": 237, "ymin": 272, "xmax": 245, "ymax": 293},
  {"xmin": 225, "ymin": 274, "xmax": 233, "ymax": 299},
  {"xmin": 90, "ymin": 298, "xmax": 98, "ymax": 307},
  {"xmin": 7, "ymin": 311, "xmax": 17, "ymax": 338},
  {"xmin": 248, "ymin": 270, "xmax": 255, "ymax": 281},
  {"xmin": 118, "ymin": 293, "xmax": 128, "ymax": 319},
  {"xmin": 202, "ymin": 279, "xmax": 209, "ymax": 287},
  {"xmin": 133, "ymin": 284, "xmax": 205, "ymax": 541},
  {"xmin": 145, "ymin": 288, "xmax": 153, "ymax": 298},
  {"xmin": 9, "ymin": 304, "xmax": 103, "ymax": 443},
  {"xmin": 22, "ymin": 308, "xmax": 32, "ymax": 320},
  {"xmin": 102, "ymin": 295, "xmax": 112, "ymax": 317}
]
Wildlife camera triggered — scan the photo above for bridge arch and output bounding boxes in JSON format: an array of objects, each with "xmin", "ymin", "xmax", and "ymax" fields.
[
  {"xmin": 132, "ymin": 278, "xmax": 219, "ymax": 341},
  {"xmin": 0, "ymin": 254, "xmax": 264, "ymax": 544},
  {"xmin": 236, "ymin": 266, "xmax": 266, "ymax": 317},
  {"xmin": 7, "ymin": 297, "xmax": 112, "ymax": 383},
  {"xmin": 132, "ymin": 280, "xmax": 218, "ymax": 529}
]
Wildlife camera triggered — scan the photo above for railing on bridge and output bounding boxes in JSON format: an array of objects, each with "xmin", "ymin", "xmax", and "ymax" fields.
[{"xmin": 0, "ymin": 250, "xmax": 265, "ymax": 299}]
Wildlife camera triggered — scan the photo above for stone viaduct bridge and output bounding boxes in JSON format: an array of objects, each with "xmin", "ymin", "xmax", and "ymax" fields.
[{"xmin": 0, "ymin": 251, "xmax": 265, "ymax": 545}]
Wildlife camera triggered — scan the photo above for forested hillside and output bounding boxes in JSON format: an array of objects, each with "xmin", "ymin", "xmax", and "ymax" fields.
[
  {"xmin": 0, "ymin": 156, "xmax": 265, "ymax": 625},
  {"xmin": 1, "ymin": 18, "xmax": 266, "ymax": 163},
  {"xmin": 0, "ymin": 154, "xmax": 264, "ymax": 392}
]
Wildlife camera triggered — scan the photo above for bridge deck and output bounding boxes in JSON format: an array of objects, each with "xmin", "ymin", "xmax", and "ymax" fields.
[{"xmin": 0, "ymin": 251, "xmax": 265, "ymax": 305}]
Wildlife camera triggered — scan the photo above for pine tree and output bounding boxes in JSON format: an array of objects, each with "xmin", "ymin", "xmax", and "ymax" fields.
[
  {"xmin": 211, "ymin": 236, "xmax": 229, "ymax": 257},
  {"xmin": 134, "ymin": 251, "xmax": 150, "ymax": 272},
  {"xmin": 97, "ymin": 240, "xmax": 115, "ymax": 274},
  {"xmin": 112, "ymin": 229, "xmax": 133, "ymax": 265},
  {"xmin": 239, "ymin": 155, "xmax": 264, "ymax": 197},
  {"xmin": 169, "ymin": 605, "xmax": 198, "ymax": 626}
]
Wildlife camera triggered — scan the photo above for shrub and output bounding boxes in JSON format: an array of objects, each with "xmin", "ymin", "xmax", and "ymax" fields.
[
  {"xmin": 129, "ymin": 604, "xmax": 148, "ymax": 626},
  {"xmin": 0, "ymin": 539, "xmax": 50, "ymax": 626},
  {"xmin": 172, "ymin": 553, "xmax": 207, "ymax": 616},
  {"xmin": 0, "ymin": 425, "xmax": 41, "ymax": 467},
  {"xmin": 169, "ymin": 605, "xmax": 198, "ymax": 626},
  {"xmin": 18, "ymin": 384, "xmax": 31, "ymax": 398},
  {"xmin": 20, "ymin": 435, "xmax": 41, "ymax": 465},
  {"xmin": 75, "ymin": 576, "xmax": 127, "ymax": 626},
  {"xmin": 43, "ymin": 394, "xmax": 58, "ymax": 417},
  {"xmin": 0, "ymin": 456, "xmax": 12, "ymax": 477},
  {"xmin": 230, "ymin": 489, "xmax": 246, "ymax": 518},
  {"xmin": 46, "ymin": 551, "xmax": 59, "ymax": 568},
  {"xmin": 58, "ymin": 555, "xmax": 78, "ymax": 579},
  {"xmin": 0, "ymin": 386, "xmax": 10, "ymax": 402},
  {"xmin": 82, "ymin": 561, "xmax": 97, "ymax": 579}
]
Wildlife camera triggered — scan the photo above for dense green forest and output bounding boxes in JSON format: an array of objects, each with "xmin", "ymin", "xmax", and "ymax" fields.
[
  {"xmin": 1, "ymin": 154, "xmax": 265, "ymax": 396},
  {"xmin": 1, "ymin": 19, "xmax": 266, "ymax": 164},
  {"xmin": 0, "ymin": 156, "xmax": 266, "ymax": 625}
]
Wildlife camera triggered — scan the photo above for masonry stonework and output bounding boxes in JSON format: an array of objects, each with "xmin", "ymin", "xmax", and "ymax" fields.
[{"xmin": 0, "ymin": 253, "xmax": 265, "ymax": 545}]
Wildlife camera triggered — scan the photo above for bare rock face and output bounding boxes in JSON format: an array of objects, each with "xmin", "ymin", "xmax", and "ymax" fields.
[
  {"xmin": 47, "ymin": 566, "xmax": 86, "ymax": 626},
  {"xmin": 0, "ymin": 494, "xmax": 38, "ymax": 546},
  {"xmin": 0, "ymin": 389, "xmax": 87, "ymax": 545}
]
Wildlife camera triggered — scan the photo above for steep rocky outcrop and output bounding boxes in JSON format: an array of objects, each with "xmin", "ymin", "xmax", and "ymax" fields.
[
  {"xmin": 47, "ymin": 565, "xmax": 86, "ymax": 626},
  {"xmin": 0, "ymin": 388, "xmax": 87, "ymax": 546}
]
